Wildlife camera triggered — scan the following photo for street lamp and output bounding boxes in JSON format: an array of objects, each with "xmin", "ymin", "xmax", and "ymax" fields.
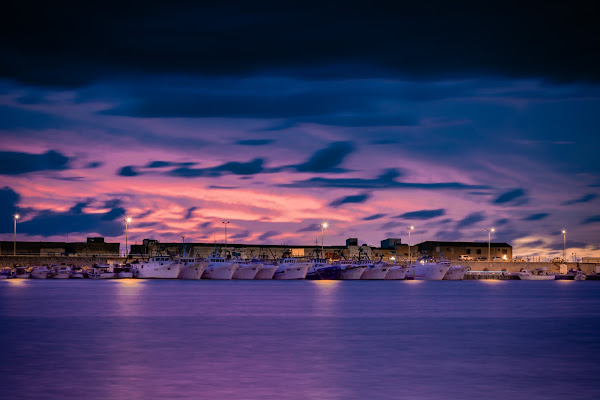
[
  {"xmin": 485, "ymin": 227, "xmax": 495, "ymax": 261},
  {"xmin": 320, "ymin": 222, "xmax": 329, "ymax": 257},
  {"xmin": 222, "ymin": 221, "xmax": 230, "ymax": 245},
  {"xmin": 562, "ymin": 230, "xmax": 566, "ymax": 261},
  {"xmin": 13, "ymin": 214, "xmax": 20, "ymax": 256},
  {"xmin": 124, "ymin": 216, "xmax": 133, "ymax": 258},
  {"xmin": 406, "ymin": 226, "xmax": 414, "ymax": 265}
]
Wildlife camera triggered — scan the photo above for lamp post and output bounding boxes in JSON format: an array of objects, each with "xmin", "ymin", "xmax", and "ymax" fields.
[
  {"xmin": 13, "ymin": 214, "xmax": 20, "ymax": 256},
  {"xmin": 222, "ymin": 221, "xmax": 230, "ymax": 245},
  {"xmin": 406, "ymin": 226, "xmax": 414, "ymax": 265},
  {"xmin": 320, "ymin": 222, "xmax": 329, "ymax": 257},
  {"xmin": 124, "ymin": 216, "xmax": 132, "ymax": 258},
  {"xmin": 562, "ymin": 230, "xmax": 566, "ymax": 261},
  {"xmin": 485, "ymin": 227, "xmax": 495, "ymax": 261}
]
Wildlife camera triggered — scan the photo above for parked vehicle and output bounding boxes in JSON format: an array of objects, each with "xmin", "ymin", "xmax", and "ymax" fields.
[
  {"xmin": 458, "ymin": 255, "xmax": 473, "ymax": 261},
  {"xmin": 475, "ymin": 257, "xmax": 487, "ymax": 261},
  {"xmin": 551, "ymin": 257, "xmax": 564, "ymax": 263}
]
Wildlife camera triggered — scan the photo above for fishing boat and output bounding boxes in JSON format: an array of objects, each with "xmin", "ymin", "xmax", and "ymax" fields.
[
  {"xmin": 202, "ymin": 248, "xmax": 238, "ymax": 279},
  {"xmin": 88, "ymin": 264, "xmax": 115, "ymax": 279},
  {"xmin": 443, "ymin": 265, "xmax": 469, "ymax": 280},
  {"xmin": 406, "ymin": 258, "xmax": 451, "ymax": 280},
  {"xmin": 361, "ymin": 260, "xmax": 391, "ymax": 280},
  {"xmin": 514, "ymin": 268, "xmax": 555, "ymax": 280},
  {"xmin": 231, "ymin": 252, "xmax": 263, "ymax": 279},
  {"xmin": 306, "ymin": 257, "xmax": 340, "ymax": 280},
  {"xmin": 335, "ymin": 259, "xmax": 365, "ymax": 280},
  {"xmin": 384, "ymin": 264, "xmax": 410, "ymax": 280},
  {"xmin": 273, "ymin": 256, "xmax": 311, "ymax": 280},
  {"xmin": 254, "ymin": 263, "xmax": 278, "ymax": 279},
  {"xmin": 30, "ymin": 266, "xmax": 51, "ymax": 279},
  {"xmin": 50, "ymin": 265, "xmax": 73, "ymax": 279},
  {"xmin": 131, "ymin": 256, "xmax": 181, "ymax": 279}
]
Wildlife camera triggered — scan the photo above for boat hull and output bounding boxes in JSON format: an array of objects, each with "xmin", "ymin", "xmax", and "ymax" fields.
[
  {"xmin": 136, "ymin": 264, "xmax": 181, "ymax": 279},
  {"xmin": 407, "ymin": 263, "xmax": 451, "ymax": 280},
  {"xmin": 361, "ymin": 265, "xmax": 391, "ymax": 280},
  {"xmin": 340, "ymin": 266, "xmax": 366, "ymax": 280},
  {"xmin": 384, "ymin": 266, "xmax": 409, "ymax": 280},
  {"xmin": 178, "ymin": 262, "xmax": 208, "ymax": 280},
  {"xmin": 233, "ymin": 263, "xmax": 262, "ymax": 280},
  {"xmin": 30, "ymin": 271, "xmax": 49, "ymax": 279},
  {"xmin": 515, "ymin": 273, "xmax": 555, "ymax": 280},
  {"xmin": 254, "ymin": 265, "xmax": 277, "ymax": 280},
  {"xmin": 202, "ymin": 263, "xmax": 238, "ymax": 279},
  {"xmin": 443, "ymin": 266, "xmax": 468, "ymax": 280},
  {"xmin": 273, "ymin": 264, "xmax": 310, "ymax": 280}
]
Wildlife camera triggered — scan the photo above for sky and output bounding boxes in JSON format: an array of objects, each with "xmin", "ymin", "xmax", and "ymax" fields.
[{"xmin": 0, "ymin": 0, "xmax": 599, "ymax": 259}]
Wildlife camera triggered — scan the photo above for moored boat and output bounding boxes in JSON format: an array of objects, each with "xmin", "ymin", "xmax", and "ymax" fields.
[
  {"xmin": 254, "ymin": 263, "xmax": 278, "ymax": 279},
  {"xmin": 361, "ymin": 261, "xmax": 391, "ymax": 280},
  {"xmin": 514, "ymin": 268, "xmax": 555, "ymax": 280},
  {"xmin": 443, "ymin": 264, "xmax": 469, "ymax": 280},
  {"xmin": 131, "ymin": 256, "xmax": 181, "ymax": 279},
  {"xmin": 384, "ymin": 264, "xmax": 410, "ymax": 280},
  {"xmin": 202, "ymin": 252, "xmax": 238, "ymax": 279},
  {"xmin": 88, "ymin": 264, "xmax": 115, "ymax": 279},
  {"xmin": 51, "ymin": 265, "xmax": 73, "ymax": 279},
  {"xmin": 406, "ymin": 259, "xmax": 451, "ymax": 280},
  {"xmin": 273, "ymin": 257, "xmax": 311, "ymax": 280},
  {"xmin": 335, "ymin": 259, "xmax": 366, "ymax": 280},
  {"xmin": 232, "ymin": 259, "xmax": 263, "ymax": 280},
  {"xmin": 306, "ymin": 258, "xmax": 340, "ymax": 280},
  {"xmin": 30, "ymin": 266, "xmax": 50, "ymax": 279},
  {"xmin": 177, "ymin": 258, "xmax": 207, "ymax": 280}
]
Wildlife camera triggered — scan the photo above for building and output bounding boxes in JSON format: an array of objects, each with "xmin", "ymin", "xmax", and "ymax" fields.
[
  {"xmin": 0, "ymin": 238, "xmax": 120, "ymax": 257},
  {"xmin": 417, "ymin": 241, "xmax": 512, "ymax": 260}
]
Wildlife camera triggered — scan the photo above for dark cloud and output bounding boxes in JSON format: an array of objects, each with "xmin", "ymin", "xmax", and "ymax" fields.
[
  {"xmin": 145, "ymin": 161, "xmax": 196, "ymax": 168},
  {"xmin": 0, "ymin": 105, "xmax": 65, "ymax": 130},
  {"xmin": 582, "ymin": 215, "xmax": 600, "ymax": 225},
  {"xmin": 236, "ymin": 139, "xmax": 274, "ymax": 146},
  {"xmin": 495, "ymin": 218, "xmax": 510, "ymax": 226},
  {"xmin": 293, "ymin": 142, "xmax": 354, "ymax": 173},
  {"xmin": 493, "ymin": 189, "xmax": 527, "ymax": 205},
  {"xmin": 118, "ymin": 166, "xmax": 140, "ymax": 177},
  {"xmin": 3, "ymin": 200, "xmax": 126, "ymax": 236},
  {"xmin": 0, "ymin": 186, "xmax": 20, "ymax": 213},
  {"xmin": 456, "ymin": 212, "xmax": 485, "ymax": 229},
  {"xmin": 258, "ymin": 230, "xmax": 279, "ymax": 241},
  {"xmin": 547, "ymin": 241, "xmax": 589, "ymax": 251},
  {"xmin": 2, "ymin": 1, "xmax": 598, "ymax": 87},
  {"xmin": 185, "ymin": 207, "xmax": 197, "ymax": 220},
  {"xmin": 522, "ymin": 213, "xmax": 550, "ymax": 221},
  {"xmin": 329, "ymin": 193, "xmax": 370, "ymax": 208},
  {"xmin": 395, "ymin": 209, "xmax": 445, "ymax": 220},
  {"xmin": 207, "ymin": 185, "xmax": 240, "ymax": 189},
  {"xmin": 85, "ymin": 161, "xmax": 103, "ymax": 168},
  {"xmin": 0, "ymin": 150, "xmax": 71, "ymax": 175},
  {"xmin": 363, "ymin": 213, "xmax": 387, "ymax": 221},
  {"xmin": 296, "ymin": 224, "xmax": 321, "ymax": 233},
  {"xmin": 230, "ymin": 230, "xmax": 250, "ymax": 239},
  {"xmin": 522, "ymin": 240, "xmax": 544, "ymax": 248},
  {"xmin": 563, "ymin": 194, "xmax": 597, "ymax": 205},
  {"xmin": 168, "ymin": 159, "xmax": 264, "ymax": 177},
  {"xmin": 281, "ymin": 168, "xmax": 488, "ymax": 190}
]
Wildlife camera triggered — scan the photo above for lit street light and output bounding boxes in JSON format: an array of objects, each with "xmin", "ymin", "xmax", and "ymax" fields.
[
  {"xmin": 124, "ymin": 216, "xmax": 133, "ymax": 258},
  {"xmin": 485, "ymin": 227, "xmax": 495, "ymax": 261},
  {"xmin": 320, "ymin": 222, "xmax": 329, "ymax": 257},
  {"xmin": 222, "ymin": 221, "xmax": 230, "ymax": 245},
  {"xmin": 13, "ymin": 214, "xmax": 20, "ymax": 256},
  {"xmin": 562, "ymin": 230, "xmax": 566, "ymax": 261},
  {"xmin": 406, "ymin": 226, "xmax": 414, "ymax": 265}
]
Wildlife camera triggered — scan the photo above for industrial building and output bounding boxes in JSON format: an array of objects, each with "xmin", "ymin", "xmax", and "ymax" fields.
[{"xmin": 0, "ymin": 237, "xmax": 120, "ymax": 257}]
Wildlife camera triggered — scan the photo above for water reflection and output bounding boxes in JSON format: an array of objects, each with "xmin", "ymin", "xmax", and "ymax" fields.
[{"xmin": 2, "ymin": 278, "xmax": 27, "ymax": 286}]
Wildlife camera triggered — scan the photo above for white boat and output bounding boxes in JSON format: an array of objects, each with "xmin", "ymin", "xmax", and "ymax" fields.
[
  {"xmin": 30, "ymin": 266, "xmax": 50, "ymax": 279},
  {"xmin": 273, "ymin": 257, "xmax": 311, "ymax": 280},
  {"xmin": 254, "ymin": 264, "xmax": 278, "ymax": 279},
  {"xmin": 361, "ymin": 261, "xmax": 391, "ymax": 280},
  {"xmin": 131, "ymin": 256, "xmax": 181, "ymax": 279},
  {"xmin": 51, "ymin": 265, "xmax": 73, "ymax": 279},
  {"xmin": 574, "ymin": 271, "xmax": 587, "ymax": 281},
  {"xmin": 177, "ymin": 258, "xmax": 208, "ymax": 280},
  {"xmin": 70, "ymin": 269, "xmax": 85, "ymax": 279},
  {"xmin": 202, "ymin": 254, "xmax": 238, "ymax": 279},
  {"xmin": 514, "ymin": 268, "xmax": 555, "ymax": 280},
  {"xmin": 406, "ymin": 260, "xmax": 451, "ymax": 280},
  {"xmin": 335, "ymin": 259, "xmax": 366, "ymax": 280},
  {"xmin": 88, "ymin": 264, "xmax": 115, "ymax": 279},
  {"xmin": 443, "ymin": 265, "xmax": 469, "ymax": 280},
  {"xmin": 384, "ymin": 265, "xmax": 410, "ymax": 280},
  {"xmin": 232, "ymin": 260, "xmax": 263, "ymax": 280}
]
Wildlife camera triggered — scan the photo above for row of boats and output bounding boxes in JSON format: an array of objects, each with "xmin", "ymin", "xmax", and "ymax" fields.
[{"xmin": 0, "ymin": 253, "xmax": 469, "ymax": 281}]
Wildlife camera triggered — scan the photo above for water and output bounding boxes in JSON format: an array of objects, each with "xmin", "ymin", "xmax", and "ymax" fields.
[{"xmin": 1, "ymin": 279, "xmax": 599, "ymax": 400}]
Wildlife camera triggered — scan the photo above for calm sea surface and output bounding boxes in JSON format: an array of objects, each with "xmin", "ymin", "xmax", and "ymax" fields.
[{"xmin": 1, "ymin": 279, "xmax": 599, "ymax": 400}]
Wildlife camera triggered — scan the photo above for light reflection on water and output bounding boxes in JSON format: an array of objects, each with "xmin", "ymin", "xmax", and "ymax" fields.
[{"xmin": 1, "ymin": 280, "xmax": 599, "ymax": 400}]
